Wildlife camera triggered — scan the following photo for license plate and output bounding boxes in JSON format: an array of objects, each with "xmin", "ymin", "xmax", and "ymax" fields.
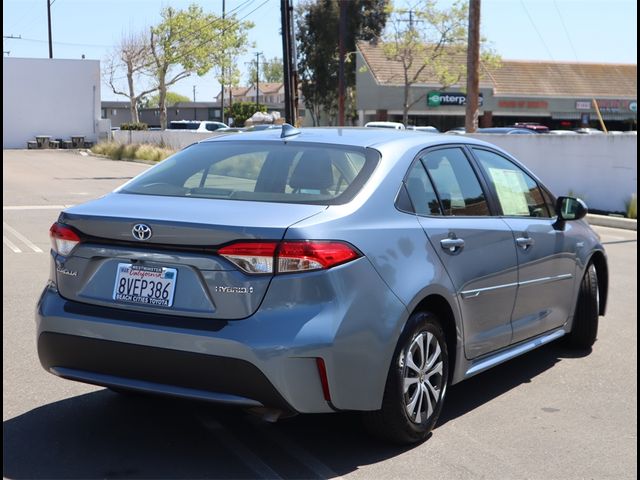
[{"xmin": 113, "ymin": 263, "xmax": 178, "ymax": 308}]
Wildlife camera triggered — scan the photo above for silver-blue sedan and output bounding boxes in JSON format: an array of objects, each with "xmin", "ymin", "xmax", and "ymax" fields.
[{"xmin": 37, "ymin": 126, "xmax": 608, "ymax": 444}]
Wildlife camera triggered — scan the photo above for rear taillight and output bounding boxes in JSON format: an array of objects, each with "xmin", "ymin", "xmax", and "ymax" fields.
[
  {"xmin": 278, "ymin": 241, "xmax": 360, "ymax": 273},
  {"xmin": 218, "ymin": 240, "xmax": 360, "ymax": 275},
  {"xmin": 217, "ymin": 242, "xmax": 278, "ymax": 274},
  {"xmin": 49, "ymin": 223, "xmax": 81, "ymax": 256}
]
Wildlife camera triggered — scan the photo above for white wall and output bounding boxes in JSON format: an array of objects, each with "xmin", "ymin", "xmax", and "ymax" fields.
[
  {"xmin": 468, "ymin": 134, "xmax": 637, "ymax": 213},
  {"xmin": 112, "ymin": 130, "xmax": 228, "ymax": 150},
  {"xmin": 3, "ymin": 57, "xmax": 101, "ymax": 148}
]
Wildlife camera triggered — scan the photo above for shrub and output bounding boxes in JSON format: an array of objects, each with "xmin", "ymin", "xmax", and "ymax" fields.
[
  {"xmin": 625, "ymin": 194, "xmax": 637, "ymax": 219},
  {"xmin": 120, "ymin": 122, "xmax": 149, "ymax": 131},
  {"xmin": 91, "ymin": 141, "xmax": 174, "ymax": 162}
]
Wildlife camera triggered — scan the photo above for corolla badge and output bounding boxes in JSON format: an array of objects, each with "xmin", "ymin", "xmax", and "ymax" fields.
[{"xmin": 132, "ymin": 224, "xmax": 152, "ymax": 241}]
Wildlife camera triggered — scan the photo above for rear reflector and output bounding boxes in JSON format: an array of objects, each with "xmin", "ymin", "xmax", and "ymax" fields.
[
  {"xmin": 49, "ymin": 223, "xmax": 81, "ymax": 256},
  {"xmin": 316, "ymin": 358, "xmax": 332, "ymax": 402},
  {"xmin": 218, "ymin": 240, "xmax": 360, "ymax": 275}
]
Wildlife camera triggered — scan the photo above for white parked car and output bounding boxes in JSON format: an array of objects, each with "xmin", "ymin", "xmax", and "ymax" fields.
[
  {"xmin": 168, "ymin": 121, "xmax": 229, "ymax": 132},
  {"xmin": 364, "ymin": 121, "xmax": 405, "ymax": 130}
]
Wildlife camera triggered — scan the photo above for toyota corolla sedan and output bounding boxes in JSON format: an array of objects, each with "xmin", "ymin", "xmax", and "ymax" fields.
[{"xmin": 37, "ymin": 126, "xmax": 608, "ymax": 444}]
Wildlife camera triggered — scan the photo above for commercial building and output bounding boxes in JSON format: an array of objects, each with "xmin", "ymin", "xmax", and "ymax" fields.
[{"xmin": 355, "ymin": 42, "xmax": 637, "ymax": 131}]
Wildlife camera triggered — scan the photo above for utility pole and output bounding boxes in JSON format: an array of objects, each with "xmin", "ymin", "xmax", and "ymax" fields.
[
  {"xmin": 193, "ymin": 85, "xmax": 196, "ymax": 102},
  {"xmin": 46, "ymin": 0, "xmax": 53, "ymax": 58},
  {"xmin": 399, "ymin": 10, "xmax": 420, "ymax": 31},
  {"xmin": 338, "ymin": 0, "xmax": 347, "ymax": 126},
  {"xmin": 220, "ymin": 0, "xmax": 226, "ymax": 124},
  {"xmin": 281, "ymin": 0, "xmax": 295, "ymax": 124},
  {"xmin": 465, "ymin": 0, "xmax": 481, "ymax": 132},
  {"xmin": 3, "ymin": 34, "xmax": 20, "ymax": 57}
]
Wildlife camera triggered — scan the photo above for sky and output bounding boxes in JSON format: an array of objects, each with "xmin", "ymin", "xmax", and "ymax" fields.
[{"xmin": 2, "ymin": 0, "xmax": 637, "ymax": 102}]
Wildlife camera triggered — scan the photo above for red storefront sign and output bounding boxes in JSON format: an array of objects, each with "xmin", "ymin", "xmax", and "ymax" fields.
[{"xmin": 498, "ymin": 100, "xmax": 549, "ymax": 109}]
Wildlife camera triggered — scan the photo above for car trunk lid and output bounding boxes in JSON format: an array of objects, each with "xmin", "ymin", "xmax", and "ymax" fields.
[{"xmin": 54, "ymin": 193, "xmax": 326, "ymax": 320}]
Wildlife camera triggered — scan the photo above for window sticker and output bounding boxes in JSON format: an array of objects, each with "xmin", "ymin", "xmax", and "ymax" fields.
[{"xmin": 488, "ymin": 167, "xmax": 529, "ymax": 215}]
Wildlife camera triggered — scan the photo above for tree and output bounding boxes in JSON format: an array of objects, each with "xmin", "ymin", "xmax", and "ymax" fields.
[
  {"xmin": 225, "ymin": 101, "xmax": 266, "ymax": 127},
  {"xmin": 247, "ymin": 56, "xmax": 284, "ymax": 84},
  {"xmin": 142, "ymin": 91, "xmax": 191, "ymax": 108},
  {"xmin": 149, "ymin": 4, "xmax": 253, "ymax": 129},
  {"xmin": 296, "ymin": 0, "xmax": 389, "ymax": 125},
  {"xmin": 382, "ymin": 0, "xmax": 499, "ymax": 126},
  {"xmin": 103, "ymin": 31, "xmax": 157, "ymax": 124}
]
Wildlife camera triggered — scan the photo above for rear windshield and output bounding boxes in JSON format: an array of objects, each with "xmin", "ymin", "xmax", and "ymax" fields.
[{"xmin": 119, "ymin": 142, "xmax": 379, "ymax": 205}]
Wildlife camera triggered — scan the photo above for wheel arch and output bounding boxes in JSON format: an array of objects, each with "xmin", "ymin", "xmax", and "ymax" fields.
[
  {"xmin": 589, "ymin": 250, "xmax": 608, "ymax": 316},
  {"xmin": 411, "ymin": 294, "xmax": 459, "ymax": 384}
]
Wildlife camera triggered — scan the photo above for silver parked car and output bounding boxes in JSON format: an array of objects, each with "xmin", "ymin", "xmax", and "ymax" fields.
[{"xmin": 38, "ymin": 126, "xmax": 608, "ymax": 444}]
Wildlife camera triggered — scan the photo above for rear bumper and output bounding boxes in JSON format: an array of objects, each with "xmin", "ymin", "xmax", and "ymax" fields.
[
  {"xmin": 36, "ymin": 258, "xmax": 408, "ymax": 413},
  {"xmin": 38, "ymin": 331, "xmax": 293, "ymax": 412}
]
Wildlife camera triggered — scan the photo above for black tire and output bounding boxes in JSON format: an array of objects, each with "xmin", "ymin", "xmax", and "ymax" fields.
[
  {"xmin": 364, "ymin": 311, "xmax": 449, "ymax": 444},
  {"xmin": 567, "ymin": 263, "xmax": 599, "ymax": 349}
]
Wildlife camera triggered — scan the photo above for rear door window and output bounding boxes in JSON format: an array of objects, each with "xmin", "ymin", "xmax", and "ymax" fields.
[{"xmin": 420, "ymin": 148, "xmax": 490, "ymax": 216}]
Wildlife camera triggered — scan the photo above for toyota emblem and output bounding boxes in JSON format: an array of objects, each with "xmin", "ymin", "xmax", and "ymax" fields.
[{"xmin": 132, "ymin": 224, "xmax": 152, "ymax": 241}]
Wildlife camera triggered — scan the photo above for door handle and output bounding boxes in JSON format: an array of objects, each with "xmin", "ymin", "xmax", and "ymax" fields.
[
  {"xmin": 440, "ymin": 238, "xmax": 465, "ymax": 253},
  {"xmin": 516, "ymin": 237, "xmax": 534, "ymax": 250}
]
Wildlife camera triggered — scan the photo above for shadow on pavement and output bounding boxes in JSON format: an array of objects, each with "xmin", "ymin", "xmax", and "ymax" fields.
[
  {"xmin": 439, "ymin": 341, "xmax": 590, "ymax": 426},
  {"xmin": 3, "ymin": 341, "xmax": 588, "ymax": 479}
]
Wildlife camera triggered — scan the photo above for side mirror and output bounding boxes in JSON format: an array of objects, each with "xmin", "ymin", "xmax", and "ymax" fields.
[{"xmin": 554, "ymin": 196, "xmax": 588, "ymax": 229}]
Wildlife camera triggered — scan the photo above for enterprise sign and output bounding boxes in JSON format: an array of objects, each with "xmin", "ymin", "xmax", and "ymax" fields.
[{"xmin": 427, "ymin": 91, "xmax": 483, "ymax": 107}]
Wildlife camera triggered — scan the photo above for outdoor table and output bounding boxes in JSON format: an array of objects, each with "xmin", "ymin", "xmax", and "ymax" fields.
[
  {"xmin": 35, "ymin": 135, "xmax": 51, "ymax": 148},
  {"xmin": 71, "ymin": 135, "xmax": 85, "ymax": 148}
]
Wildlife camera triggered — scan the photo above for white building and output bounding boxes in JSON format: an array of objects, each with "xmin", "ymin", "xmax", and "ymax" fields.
[{"xmin": 2, "ymin": 57, "xmax": 103, "ymax": 149}]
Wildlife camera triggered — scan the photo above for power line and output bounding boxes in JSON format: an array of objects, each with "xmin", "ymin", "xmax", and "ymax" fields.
[
  {"xmin": 110, "ymin": 0, "xmax": 269, "ymax": 83},
  {"xmin": 519, "ymin": 0, "xmax": 555, "ymax": 62},
  {"xmin": 553, "ymin": 0, "xmax": 580, "ymax": 62},
  {"xmin": 13, "ymin": 36, "xmax": 112, "ymax": 48}
]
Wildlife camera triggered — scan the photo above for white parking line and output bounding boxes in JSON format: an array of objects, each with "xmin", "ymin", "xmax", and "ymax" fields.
[
  {"xmin": 3, "ymin": 205, "xmax": 72, "ymax": 210},
  {"xmin": 3, "ymin": 235, "xmax": 22, "ymax": 253},
  {"xmin": 200, "ymin": 418, "xmax": 284, "ymax": 479},
  {"xmin": 2, "ymin": 222, "xmax": 43, "ymax": 253}
]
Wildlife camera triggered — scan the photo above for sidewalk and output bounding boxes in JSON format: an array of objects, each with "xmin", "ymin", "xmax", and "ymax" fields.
[{"xmin": 587, "ymin": 214, "xmax": 637, "ymax": 231}]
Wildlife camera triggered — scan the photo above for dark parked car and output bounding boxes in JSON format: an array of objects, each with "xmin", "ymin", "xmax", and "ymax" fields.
[{"xmin": 39, "ymin": 126, "xmax": 608, "ymax": 444}]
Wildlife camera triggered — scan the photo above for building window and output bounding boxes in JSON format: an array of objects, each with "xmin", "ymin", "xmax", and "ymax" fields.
[
  {"xmin": 112, "ymin": 109, "xmax": 117, "ymax": 116},
  {"xmin": 101, "ymin": 109, "xmax": 107, "ymax": 119},
  {"xmin": 299, "ymin": 109, "xmax": 306, "ymax": 117}
]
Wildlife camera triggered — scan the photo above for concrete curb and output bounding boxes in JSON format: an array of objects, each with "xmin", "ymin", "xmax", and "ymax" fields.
[{"xmin": 587, "ymin": 214, "xmax": 637, "ymax": 231}]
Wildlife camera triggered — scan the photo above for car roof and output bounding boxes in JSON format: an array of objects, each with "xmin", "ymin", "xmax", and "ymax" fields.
[{"xmin": 198, "ymin": 126, "xmax": 498, "ymax": 151}]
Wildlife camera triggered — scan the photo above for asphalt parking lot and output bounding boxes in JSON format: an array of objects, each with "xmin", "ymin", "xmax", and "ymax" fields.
[{"xmin": 3, "ymin": 149, "xmax": 637, "ymax": 480}]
